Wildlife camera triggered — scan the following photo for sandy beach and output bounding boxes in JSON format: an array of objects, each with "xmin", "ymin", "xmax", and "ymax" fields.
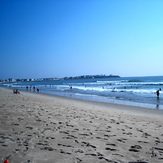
[{"xmin": 0, "ymin": 88, "xmax": 163, "ymax": 163}]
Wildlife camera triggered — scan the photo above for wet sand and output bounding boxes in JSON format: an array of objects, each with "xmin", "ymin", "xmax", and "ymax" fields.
[{"xmin": 0, "ymin": 87, "xmax": 163, "ymax": 163}]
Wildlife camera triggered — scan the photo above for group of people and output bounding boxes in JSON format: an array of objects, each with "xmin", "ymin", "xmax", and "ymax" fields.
[
  {"xmin": 13, "ymin": 86, "xmax": 40, "ymax": 94},
  {"xmin": 13, "ymin": 89, "xmax": 20, "ymax": 94},
  {"xmin": 26, "ymin": 86, "xmax": 40, "ymax": 93}
]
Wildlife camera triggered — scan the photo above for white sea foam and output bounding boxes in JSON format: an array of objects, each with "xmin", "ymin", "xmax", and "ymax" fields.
[
  {"xmin": 74, "ymin": 93, "xmax": 98, "ymax": 97},
  {"xmin": 71, "ymin": 86, "xmax": 107, "ymax": 92}
]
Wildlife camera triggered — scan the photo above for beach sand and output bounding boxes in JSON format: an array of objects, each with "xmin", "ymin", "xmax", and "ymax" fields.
[{"xmin": 0, "ymin": 88, "xmax": 163, "ymax": 163}]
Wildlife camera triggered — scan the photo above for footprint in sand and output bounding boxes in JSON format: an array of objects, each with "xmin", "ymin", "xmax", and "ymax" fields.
[{"xmin": 129, "ymin": 145, "xmax": 142, "ymax": 152}]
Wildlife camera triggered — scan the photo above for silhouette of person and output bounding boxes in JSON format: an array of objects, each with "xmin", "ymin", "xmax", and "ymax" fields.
[
  {"xmin": 37, "ymin": 88, "xmax": 40, "ymax": 93},
  {"xmin": 156, "ymin": 104, "xmax": 159, "ymax": 109},
  {"xmin": 156, "ymin": 90, "xmax": 160, "ymax": 99},
  {"xmin": 33, "ymin": 86, "xmax": 35, "ymax": 92}
]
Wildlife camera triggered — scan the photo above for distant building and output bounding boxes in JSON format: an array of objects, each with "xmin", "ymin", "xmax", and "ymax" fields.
[
  {"xmin": 29, "ymin": 79, "xmax": 34, "ymax": 81},
  {"xmin": 8, "ymin": 78, "xmax": 15, "ymax": 82},
  {"xmin": 42, "ymin": 78, "xmax": 59, "ymax": 81}
]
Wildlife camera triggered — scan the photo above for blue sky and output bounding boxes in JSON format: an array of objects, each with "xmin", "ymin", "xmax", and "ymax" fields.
[{"xmin": 0, "ymin": 0, "xmax": 163, "ymax": 79}]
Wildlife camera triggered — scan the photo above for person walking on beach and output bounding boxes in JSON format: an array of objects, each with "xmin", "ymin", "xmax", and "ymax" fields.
[{"xmin": 156, "ymin": 89, "xmax": 160, "ymax": 99}]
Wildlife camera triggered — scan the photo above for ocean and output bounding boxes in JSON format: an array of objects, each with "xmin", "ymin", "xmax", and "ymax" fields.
[{"xmin": 2, "ymin": 76, "xmax": 163, "ymax": 110}]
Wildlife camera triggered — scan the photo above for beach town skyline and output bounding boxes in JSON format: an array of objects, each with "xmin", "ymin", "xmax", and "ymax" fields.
[{"xmin": 0, "ymin": 74, "xmax": 120, "ymax": 82}]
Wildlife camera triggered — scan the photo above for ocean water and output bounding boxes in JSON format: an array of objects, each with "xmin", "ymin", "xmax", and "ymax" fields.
[{"xmin": 2, "ymin": 76, "xmax": 163, "ymax": 110}]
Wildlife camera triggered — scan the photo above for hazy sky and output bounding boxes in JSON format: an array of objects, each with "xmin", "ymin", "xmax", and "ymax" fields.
[{"xmin": 0, "ymin": 0, "xmax": 163, "ymax": 79}]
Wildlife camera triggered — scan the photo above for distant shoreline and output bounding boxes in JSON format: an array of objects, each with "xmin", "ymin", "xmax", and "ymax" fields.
[{"xmin": 0, "ymin": 75, "xmax": 120, "ymax": 84}]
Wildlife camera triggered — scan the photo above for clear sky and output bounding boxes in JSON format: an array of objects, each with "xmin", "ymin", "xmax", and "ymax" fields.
[{"xmin": 0, "ymin": 0, "xmax": 163, "ymax": 79}]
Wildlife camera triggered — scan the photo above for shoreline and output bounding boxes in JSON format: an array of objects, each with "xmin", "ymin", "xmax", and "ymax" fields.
[
  {"xmin": 2, "ymin": 87, "xmax": 163, "ymax": 117},
  {"xmin": 1, "ymin": 87, "xmax": 163, "ymax": 162},
  {"xmin": 1, "ymin": 75, "xmax": 163, "ymax": 111},
  {"xmin": 2, "ymin": 85, "xmax": 163, "ymax": 111}
]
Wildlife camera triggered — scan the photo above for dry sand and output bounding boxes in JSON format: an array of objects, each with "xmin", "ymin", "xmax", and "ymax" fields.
[{"xmin": 0, "ymin": 88, "xmax": 163, "ymax": 163}]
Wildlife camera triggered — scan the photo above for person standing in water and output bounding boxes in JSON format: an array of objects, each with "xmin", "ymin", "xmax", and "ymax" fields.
[{"xmin": 156, "ymin": 89, "xmax": 160, "ymax": 99}]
